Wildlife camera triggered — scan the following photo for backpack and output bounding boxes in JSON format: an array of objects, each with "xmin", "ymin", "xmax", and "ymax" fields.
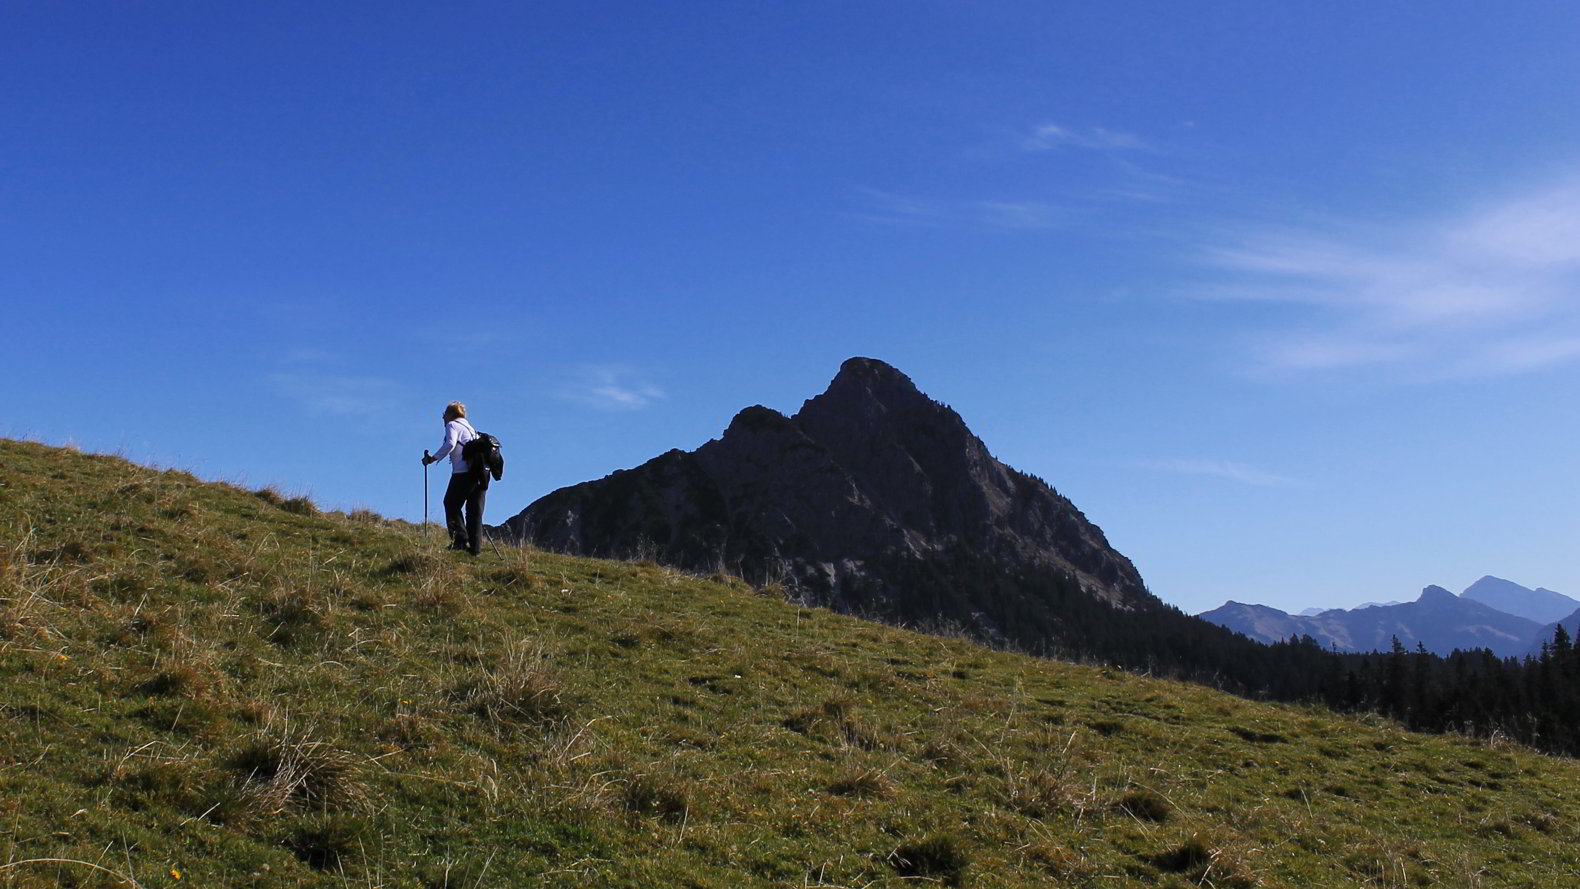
[{"xmin": 461, "ymin": 432, "xmax": 505, "ymax": 481}]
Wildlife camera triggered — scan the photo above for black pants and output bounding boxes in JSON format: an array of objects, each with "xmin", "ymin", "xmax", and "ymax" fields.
[{"xmin": 443, "ymin": 471, "xmax": 488, "ymax": 554}]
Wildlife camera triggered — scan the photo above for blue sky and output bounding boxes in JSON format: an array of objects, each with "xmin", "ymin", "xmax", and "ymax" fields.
[{"xmin": 5, "ymin": 2, "xmax": 1580, "ymax": 615}]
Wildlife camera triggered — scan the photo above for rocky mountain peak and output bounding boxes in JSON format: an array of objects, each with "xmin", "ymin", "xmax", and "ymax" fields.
[
  {"xmin": 795, "ymin": 357, "xmax": 963, "ymax": 440},
  {"xmin": 1418, "ymin": 585, "xmax": 1458, "ymax": 605},
  {"xmin": 828, "ymin": 356, "xmax": 924, "ymax": 397},
  {"xmin": 498, "ymin": 357, "xmax": 1152, "ymax": 653}
]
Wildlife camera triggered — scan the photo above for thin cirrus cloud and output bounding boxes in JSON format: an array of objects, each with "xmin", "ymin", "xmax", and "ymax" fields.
[
  {"xmin": 852, "ymin": 122, "xmax": 1154, "ymax": 230},
  {"xmin": 1198, "ymin": 175, "xmax": 1580, "ymax": 379},
  {"xmin": 854, "ymin": 188, "xmax": 1063, "ymax": 230},
  {"xmin": 1022, "ymin": 123, "xmax": 1152, "ymax": 153},
  {"xmin": 270, "ymin": 371, "xmax": 402, "ymax": 417},
  {"xmin": 1131, "ymin": 458, "xmax": 1307, "ymax": 488},
  {"xmin": 556, "ymin": 366, "xmax": 665, "ymax": 411}
]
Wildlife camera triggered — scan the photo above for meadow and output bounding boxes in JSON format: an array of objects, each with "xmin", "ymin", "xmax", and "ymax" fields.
[{"xmin": 1, "ymin": 438, "xmax": 1574, "ymax": 887}]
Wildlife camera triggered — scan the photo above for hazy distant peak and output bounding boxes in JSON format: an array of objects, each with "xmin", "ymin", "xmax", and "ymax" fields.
[
  {"xmin": 1213, "ymin": 601, "xmax": 1289, "ymax": 615},
  {"xmin": 1464, "ymin": 576, "xmax": 1529, "ymax": 598},
  {"xmin": 1418, "ymin": 585, "xmax": 1457, "ymax": 605},
  {"xmin": 1462, "ymin": 576, "xmax": 1579, "ymax": 624}
]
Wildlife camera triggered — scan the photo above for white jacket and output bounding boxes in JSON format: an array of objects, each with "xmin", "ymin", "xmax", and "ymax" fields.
[{"xmin": 432, "ymin": 418, "xmax": 478, "ymax": 473}]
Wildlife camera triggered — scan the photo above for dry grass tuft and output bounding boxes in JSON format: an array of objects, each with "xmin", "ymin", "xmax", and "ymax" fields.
[
  {"xmin": 133, "ymin": 659, "xmax": 218, "ymax": 700},
  {"xmin": 218, "ymin": 722, "xmax": 366, "ymax": 822},
  {"xmin": 920, "ymin": 734, "xmax": 967, "ymax": 768},
  {"xmin": 827, "ymin": 767, "xmax": 896, "ymax": 799},
  {"xmin": 487, "ymin": 562, "xmax": 542, "ymax": 594},
  {"xmin": 1117, "ymin": 786, "xmax": 1173, "ymax": 823},
  {"xmin": 458, "ymin": 643, "xmax": 571, "ymax": 729},
  {"xmin": 1003, "ymin": 765, "xmax": 1073, "ymax": 819},
  {"xmin": 784, "ymin": 697, "xmax": 886, "ymax": 750},
  {"xmin": 1000, "ymin": 728, "xmax": 1093, "ymax": 819},
  {"xmin": 1148, "ymin": 832, "xmax": 1260, "ymax": 887},
  {"xmin": 886, "ymin": 833, "xmax": 970, "ymax": 886},
  {"xmin": 623, "ymin": 771, "xmax": 691, "ymax": 823},
  {"xmin": 108, "ymin": 740, "xmax": 215, "ymax": 814},
  {"xmin": 382, "ymin": 552, "xmax": 441, "ymax": 577},
  {"xmin": 256, "ymin": 589, "xmax": 325, "ymax": 648},
  {"xmin": 381, "ymin": 550, "xmax": 464, "ymax": 611},
  {"xmin": 1021, "ymin": 840, "xmax": 1099, "ymax": 882}
]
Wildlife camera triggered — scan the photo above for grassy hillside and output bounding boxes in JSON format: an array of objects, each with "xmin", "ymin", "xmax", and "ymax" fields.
[{"xmin": 2, "ymin": 438, "xmax": 1576, "ymax": 888}]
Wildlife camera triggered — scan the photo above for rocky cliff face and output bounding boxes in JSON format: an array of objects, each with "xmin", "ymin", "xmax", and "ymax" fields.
[{"xmin": 499, "ymin": 358, "xmax": 1153, "ymax": 651}]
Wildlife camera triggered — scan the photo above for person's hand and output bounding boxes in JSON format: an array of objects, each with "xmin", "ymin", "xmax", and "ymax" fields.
[{"xmin": 422, "ymin": 455, "xmax": 435, "ymax": 465}]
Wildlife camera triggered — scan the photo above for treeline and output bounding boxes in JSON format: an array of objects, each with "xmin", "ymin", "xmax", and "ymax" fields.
[
  {"xmin": 825, "ymin": 550, "xmax": 1580, "ymax": 758},
  {"xmin": 1285, "ymin": 629, "xmax": 1580, "ymax": 756},
  {"xmin": 1048, "ymin": 592, "xmax": 1580, "ymax": 759},
  {"xmin": 1057, "ymin": 594, "xmax": 1580, "ymax": 758}
]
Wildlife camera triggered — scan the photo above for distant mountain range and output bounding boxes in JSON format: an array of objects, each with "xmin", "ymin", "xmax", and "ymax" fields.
[{"xmin": 1199, "ymin": 576, "xmax": 1580, "ymax": 657}]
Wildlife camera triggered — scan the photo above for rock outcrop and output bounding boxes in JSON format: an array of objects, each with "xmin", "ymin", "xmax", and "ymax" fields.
[{"xmin": 498, "ymin": 357, "xmax": 1152, "ymax": 651}]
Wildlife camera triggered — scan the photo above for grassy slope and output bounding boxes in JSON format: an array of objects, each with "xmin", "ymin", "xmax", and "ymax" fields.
[{"xmin": 0, "ymin": 439, "xmax": 1575, "ymax": 889}]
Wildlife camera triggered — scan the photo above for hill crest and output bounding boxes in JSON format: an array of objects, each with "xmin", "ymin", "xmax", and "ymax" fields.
[{"xmin": 4, "ymin": 438, "xmax": 1580, "ymax": 886}]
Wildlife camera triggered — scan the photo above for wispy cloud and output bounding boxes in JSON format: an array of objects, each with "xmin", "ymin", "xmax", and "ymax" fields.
[
  {"xmin": 271, "ymin": 371, "xmax": 401, "ymax": 417},
  {"xmin": 556, "ymin": 366, "xmax": 665, "ymax": 411},
  {"xmin": 1023, "ymin": 123, "xmax": 1151, "ymax": 153},
  {"xmin": 1199, "ymin": 175, "xmax": 1580, "ymax": 379},
  {"xmin": 854, "ymin": 188, "xmax": 1063, "ymax": 230},
  {"xmin": 975, "ymin": 201, "xmax": 1065, "ymax": 229},
  {"xmin": 1131, "ymin": 458, "xmax": 1307, "ymax": 488}
]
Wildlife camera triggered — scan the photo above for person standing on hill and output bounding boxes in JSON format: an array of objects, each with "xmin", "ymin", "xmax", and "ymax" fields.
[{"xmin": 422, "ymin": 401, "xmax": 486, "ymax": 555}]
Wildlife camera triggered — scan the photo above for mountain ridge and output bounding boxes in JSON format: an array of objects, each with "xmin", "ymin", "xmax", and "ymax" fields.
[{"xmin": 1200, "ymin": 581, "xmax": 1552, "ymax": 656}]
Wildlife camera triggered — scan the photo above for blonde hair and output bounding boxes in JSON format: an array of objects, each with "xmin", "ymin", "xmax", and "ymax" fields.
[{"xmin": 443, "ymin": 401, "xmax": 467, "ymax": 422}]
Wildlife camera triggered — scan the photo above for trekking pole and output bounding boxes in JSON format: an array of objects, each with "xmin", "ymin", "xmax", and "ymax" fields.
[{"xmin": 422, "ymin": 450, "xmax": 431, "ymax": 538}]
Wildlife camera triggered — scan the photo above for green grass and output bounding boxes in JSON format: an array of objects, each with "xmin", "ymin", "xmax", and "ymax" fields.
[{"xmin": 1, "ymin": 437, "xmax": 1577, "ymax": 887}]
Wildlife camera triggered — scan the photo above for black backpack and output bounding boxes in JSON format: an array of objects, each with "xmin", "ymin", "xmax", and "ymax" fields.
[{"xmin": 461, "ymin": 432, "xmax": 505, "ymax": 481}]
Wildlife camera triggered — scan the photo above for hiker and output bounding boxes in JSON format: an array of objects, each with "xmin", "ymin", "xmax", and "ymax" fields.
[{"xmin": 422, "ymin": 401, "xmax": 487, "ymax": 555}]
